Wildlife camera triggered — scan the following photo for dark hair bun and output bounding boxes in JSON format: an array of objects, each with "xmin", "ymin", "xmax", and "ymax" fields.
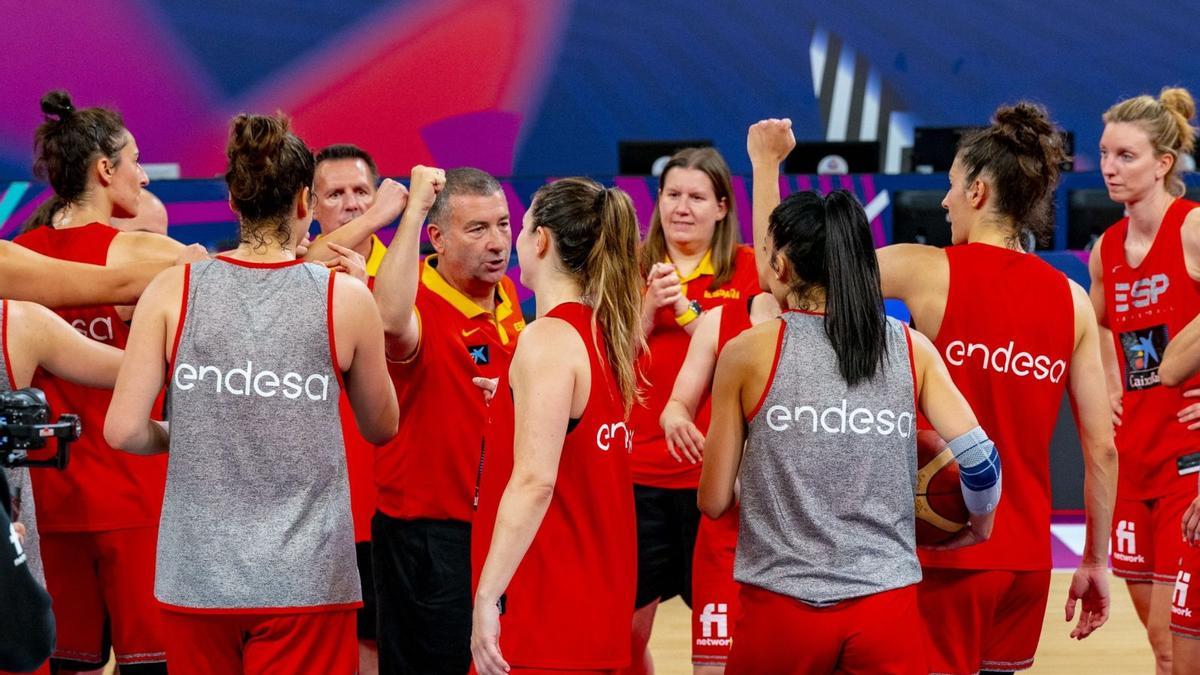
[
  {"xmin": 223, "ymin": 113, "xmax": 315, "ymax": 230},
  {"xmin": 992, "ymin": 101, "xmax": 1069, "ymax": 175},
  {"xmin": 40, "ymin": 90, "xmax": 74, "ymax": 120}
]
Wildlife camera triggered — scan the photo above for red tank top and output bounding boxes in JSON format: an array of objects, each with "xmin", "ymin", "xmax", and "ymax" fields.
[
  {"xmin": 342, "ymin": 274, "xmax": 377, "ymax": 543},
  {"xmin": 13, "ymin": 224, "xmax": 167, "ymax": 532},
  {"xmin": 694, "ymin": 295, "xmax": 755, "ymax": 432},
  {"xmin": 631, "ymin": 245, "xmax": 760, "ymax": 488},
  {"xmin": 1100, "ymin": 198, "xmax": 1200, "ymax": 499},
  {"xmin": 473, "ymin": 302, "xmax": 637, "ymax": 669},
  {"xmin": 918, "ymin": 243, "xmax": 1074, "ymax": 571}
]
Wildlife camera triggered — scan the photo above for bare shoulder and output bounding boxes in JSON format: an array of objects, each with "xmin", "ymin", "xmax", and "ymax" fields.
[
  {"xmin": 111, "ymin": 231, "xmax": 184, "ymax": 264},
  {"xmin": 721, "ymin": 318, "xmax": 782, "ymax": 367},
  {"xmin": 511, "ymin": 314, "xmax": 587, "ymax": 376}
]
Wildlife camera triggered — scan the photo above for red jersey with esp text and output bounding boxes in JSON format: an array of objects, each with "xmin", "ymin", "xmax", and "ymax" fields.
[{"xmin": 1100, "ymin": 198, "xmax": 1200, "ymax": 499}]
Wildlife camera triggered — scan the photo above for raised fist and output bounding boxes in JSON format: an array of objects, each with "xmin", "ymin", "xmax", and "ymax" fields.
[
  {"xmin": 367, "ymin": 178, "xmax": 410, "ymax": 224},
  {"xmin": 747, "ymin": 118, "xmax": 797, "ymax": 166},
  {"xmin": 407, "ymin": 166, "xmax": 447, "ymax": 215}
]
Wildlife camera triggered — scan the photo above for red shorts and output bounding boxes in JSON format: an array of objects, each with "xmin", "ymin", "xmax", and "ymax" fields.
[
  {"xmin": 917, "ymin": 568, "xmax": 1051, "ymax": 674},
  {"xmin": 39, "ymin": 526, "xmax": 165, "ymax": 668},
  {"xmin": 691, "ymin": 508, "xmax": 740, "ymax": 667},
  {"xmin": 1111, "ymin": 482, "xmax": 1195, "ymax": 584},
  {"xmin": 726, "ymin": 583, "xmax": 926, "ymax": 675},
  {"xmin": 1172, "ymin": 543, "xmax": 1200, "ymax": 639},
  {"xmin": 161, "ymin": 608, "xmax": 356, "ymax": 674}
]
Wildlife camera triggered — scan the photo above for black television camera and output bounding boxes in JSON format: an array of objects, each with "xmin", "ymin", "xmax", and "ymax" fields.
[{"xmin": 0, "ymin": 388, "xmax": 80, "ymax": 470}]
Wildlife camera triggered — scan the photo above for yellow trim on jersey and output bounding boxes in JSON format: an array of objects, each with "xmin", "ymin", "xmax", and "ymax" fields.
[
  {"xmin": 364, "ymin": 235, "xmax": 387, "ymax": 277},
  {"xmin": 666, "ymin": 249, "xmax": 715, "ymax": 283},
  {"xmin": 421, "ymin": 256, "xmax": 517, "ymax": 345}
]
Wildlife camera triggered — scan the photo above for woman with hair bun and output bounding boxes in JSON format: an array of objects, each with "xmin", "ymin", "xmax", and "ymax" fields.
[
  {"xmin": 15, "ymin": 89, "xmax": 203, "ymax": 675},
  {"xmin": 746, "ymin": 102, "xmax": 1118, "ymax": 675},
  {"xmin": 1089, "ymin": 87, "xmax": 1200, "ymax": 675},
  {"xmin": 105, "ymin": 113, "xmax": 399, "ymax": 674}
]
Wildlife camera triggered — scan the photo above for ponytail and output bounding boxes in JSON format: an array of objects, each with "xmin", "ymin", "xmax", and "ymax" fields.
[
  {"xmin": 585, "ymin": 187, "xmax": 645, "ymax": 413},
  {"xmin": 530, "ymin": 178, "xmax": 646, "ymax": 413},
  {"xmin": 19, "ymin": 195, "xmax": 65, "ymax": 233},
  {"xmin": 821, "ymin": 191, "xmax": 886, "ymax": 385},
  {"xmin": 768, "ymin": 190, "xmax": 886, "ymax": 385}
]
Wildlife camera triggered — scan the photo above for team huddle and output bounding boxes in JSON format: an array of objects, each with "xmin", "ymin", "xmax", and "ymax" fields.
[{"xmin": 2, "ymin": 83, "xmax": 1200, "ymax": 675}]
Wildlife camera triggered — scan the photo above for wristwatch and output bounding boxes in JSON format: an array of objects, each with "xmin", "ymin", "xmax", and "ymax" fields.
[{"xmin": 675, "ymin": 299, "xmax": 703, "ymax": 327}]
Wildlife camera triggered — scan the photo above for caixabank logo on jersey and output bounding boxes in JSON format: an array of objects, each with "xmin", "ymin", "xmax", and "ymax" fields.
[{"xmin": 1120, "ymin": 326, "xmax": 1168, "ymax": 391}]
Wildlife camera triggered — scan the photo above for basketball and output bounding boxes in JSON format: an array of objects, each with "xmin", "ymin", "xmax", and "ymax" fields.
[{"xmin": 914, "ymin": 429, "xmax": 969, "ymax": 546}]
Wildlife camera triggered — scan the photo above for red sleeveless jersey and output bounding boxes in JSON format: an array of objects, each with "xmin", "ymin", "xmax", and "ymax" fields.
[
  {"xmin": 1100, "ymin": 198, "xmax": 1200, "ymax": 500},
  {"xmin": 473, "ymin": 302, "xmax": 637, "ymax": 669},
  {"xmin": 918, "ymin": 243, "xmax": 1074, "ymax": 571},
  {"xmin": 631, "ymin": 245, "xmax": 760, "ymax": 488},
  {"xmin": 342, "ymin": 275, "xmax": 377, "ymax": 543},
  {"xmin": 694, "ymin": 295, "xmax": 754, "ymax": 432},
  {"xmin": 13, "ymin": 223, "xmax": 167, "ymax": 532}
]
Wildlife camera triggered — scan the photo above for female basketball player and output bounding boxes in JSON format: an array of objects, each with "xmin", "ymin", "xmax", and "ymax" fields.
[
  {"xmin": 699, "ymin": 189, "xmax": 1000, "ymax": 674},
  {"xmin": 471, "ymin": 177, "xmax": 643, "ymax": 674},
  {"xmin": 1089, "ymin": 88, "xmax": 1200, "ymax": 675},
  {"xmin": 658, "ymin": 291, "xmax": 778, "ymax": 675},
  {"xmin": 630, "ymin": 147, "xmax": 760, "ymax": 674},
  {"xmin": 16, "ymin": 89, "xmax": 208, "ymax": 674},
  {"xmin": 748, "ymin": 107, "xmax": 1118, "ymax": 675},
  {"xmin": 104, "ymin": 113, "xmax": 399, "ymax": 674}
]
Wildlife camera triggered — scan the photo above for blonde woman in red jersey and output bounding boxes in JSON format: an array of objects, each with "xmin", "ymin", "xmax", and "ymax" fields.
[
  {"xmin": 1089, "ymin": 88, "xmax": 1200, "ymax": 675},
  {"xmin": 748, "ymin": 110, "xmax": 1118, "ymax": 675},
  {"xmin": 471, "ymin": 178, "xmax": 644, "ymax": 675}
]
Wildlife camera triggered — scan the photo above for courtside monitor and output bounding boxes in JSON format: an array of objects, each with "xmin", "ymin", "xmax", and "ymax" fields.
[
  {"xmin": 784, "ymin": 141, "xmax": 880, "ymax": 175},
  {"xmin": 618, "ymin": 140, "xmax": 713, "ymax": 176}
]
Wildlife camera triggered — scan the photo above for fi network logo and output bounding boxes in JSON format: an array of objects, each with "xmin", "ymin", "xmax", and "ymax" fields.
[{"xmin": 699, "ymin": 603, "xmax": 728, "ymax": 639}]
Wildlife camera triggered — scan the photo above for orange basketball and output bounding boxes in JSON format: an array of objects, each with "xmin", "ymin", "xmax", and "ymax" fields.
[{"xmin": 914, "ymin": 429, "xmax": 969, "ymax": 546}]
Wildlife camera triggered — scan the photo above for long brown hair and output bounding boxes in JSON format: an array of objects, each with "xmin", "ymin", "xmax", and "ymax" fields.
[
  {"xmin": 1104, "ymin": 87, "xmax": 1197, "ymax": 197},
  {"xmin": 638, "ymin": 147, "xmax": 740, "ymax": 289},
  {"xmin": 530, "ymin": 178, "xmax": 645, "ymax": 413}
]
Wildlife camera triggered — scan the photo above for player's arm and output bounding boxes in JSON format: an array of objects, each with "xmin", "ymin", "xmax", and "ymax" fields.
[
  {"xmin": 1087, "ymin": 236, "xmax": 1124, "ymax": 425},
  {"xmin": 747, "ymin": 119, "xmax": 796, "ymax": 288},
  {"xmin": 472, "ymin": 318, "xmax": 579, "ymax": 675},
  {"xmin": 304, "ymin": 178, "xmax": 409, "ymax": 264},
  {"xmin": 910, "ymin": 329, "xmax": 999, "ymax": 548},
  {"xmin": 5, "ymin": 301, "xmax": 122, "ymax": 389},
  {"xmin": 0, "ymin": 240, "xmax": 180, "ymax": 308},
  {"xmin": 333, "ymin": 273, "xmax": 399, "ymax": 445},
  {"xmin": 661, "ymin": 306, "xmax": 722, "ymax": 464},
  {"xmin": 373, "ymin": 167, "xmax": 444, "ymax": 361},
  {"xmin": 1161, "ymin": 313, "xmax": 1200, "ymax": 387},
  {"xmin": 697, "ymin": 329, "xmax": 757, "ymax": 518},
  {"xmin": 1061, "ymin": 280, "xmax": 1116, "ymax": 639},
  {"xmin": 104, "ymin": 267, "xmax": 182, "ymax": 455}
]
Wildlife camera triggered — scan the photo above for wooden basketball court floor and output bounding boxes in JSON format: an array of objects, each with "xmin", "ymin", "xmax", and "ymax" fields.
[
  {"xmin": 93, "ymin": 572, "xmax": 1151, "ymax": 673},
  {"xmin": 646, "ymin": 571, "xmax": 1155, "ymax": 674}
]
